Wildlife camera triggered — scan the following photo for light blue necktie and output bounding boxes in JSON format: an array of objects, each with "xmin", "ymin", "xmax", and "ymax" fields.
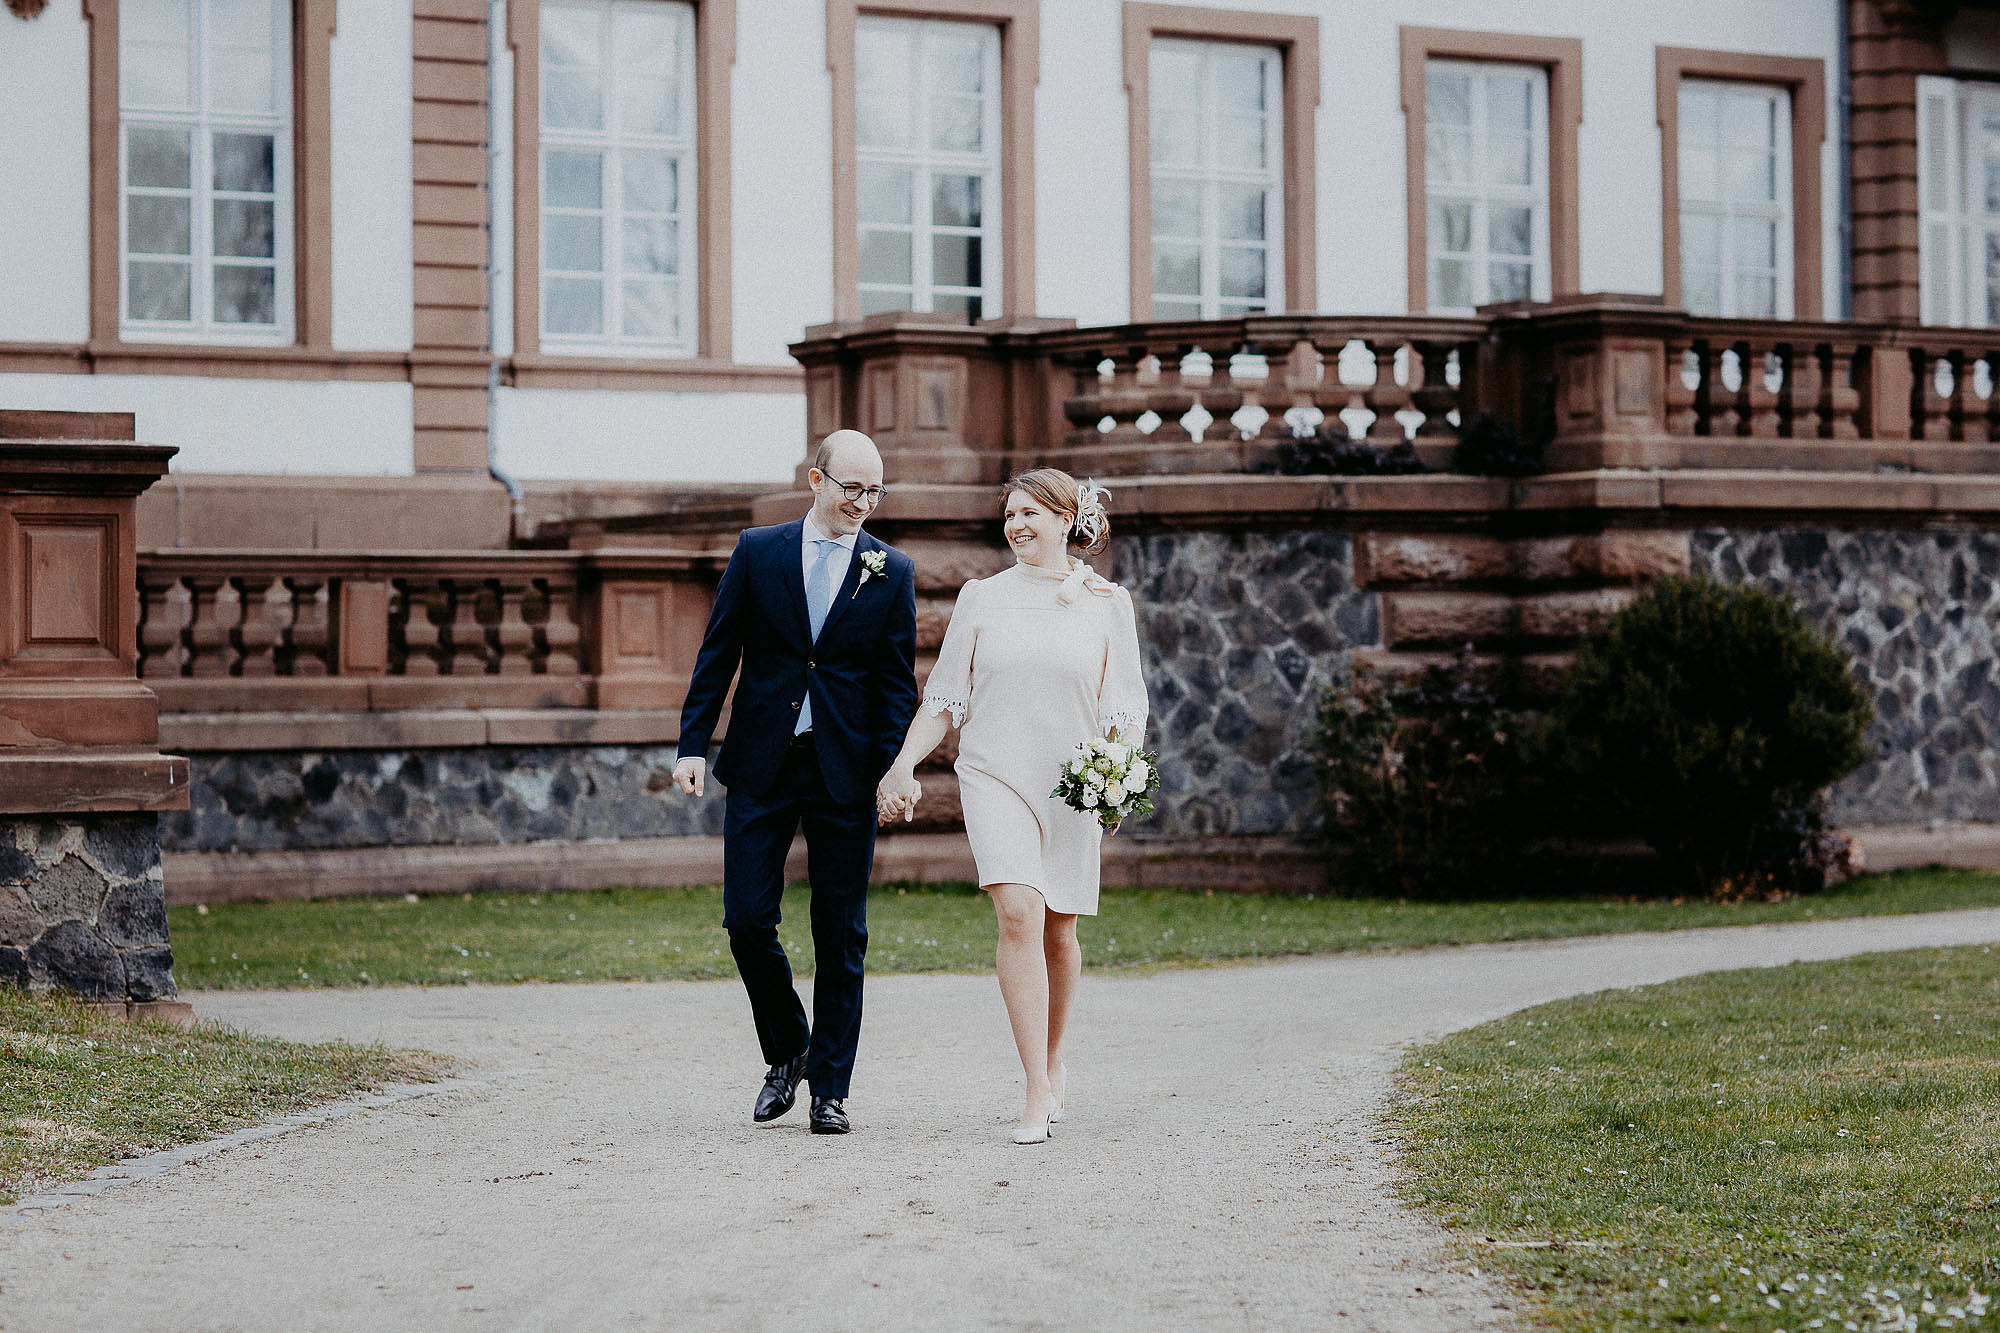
[{"xmin": 798, "ymin": 538, "xmax": 836, "ymax": 734}]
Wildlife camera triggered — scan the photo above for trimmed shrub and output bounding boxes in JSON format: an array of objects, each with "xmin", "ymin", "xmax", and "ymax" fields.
[
  {"xmin": 1312, "ymin": 649, "xmax": 1530, "ymax": 898},
  {"xmin": 1451, "ymin": 410, "xmax": 1544, "ymax": 477},
  {"xmin": 1276, "ymin": 421, "xmax": 1429, "ymax": 476},
  {"xmin": 1543, "ymin": 576, "xmax": 1873, "ymax": 898}
]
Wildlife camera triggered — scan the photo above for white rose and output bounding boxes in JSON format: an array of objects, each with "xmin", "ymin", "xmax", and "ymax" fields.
[
  {"xmin": 1085, "ymin": 770, "xmax": 1104, "ymax": 790},
  {"xmin": 1104, "ymin": 780, "xmax": 1128, "ymax": 803},
  {"xmin": 1068, "ymin": 758, "xmax": 1088, "ymax": 777},
  {"xmin": 1106, "ymin": 742, "xmax": 1131, "ymax": 764},
  {"xmin": 1126, "ymin": 760, "xmax": 1150, "ymax": 786},
  {"xmin": 1079, "ymin": 789, "xmax": 1099, "ymax": 807}
]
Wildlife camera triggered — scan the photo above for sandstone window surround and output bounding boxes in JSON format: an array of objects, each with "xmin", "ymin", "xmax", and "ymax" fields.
[
  {"xmin": 1399, "ymin": 26, "xmax": 1580, "ymax": 315},
  {"xmin": 1916, "ymin": 74, "xmax": 2000, "ymax": 326},
  {"xmin": 852, "ymin": 15, "xmax": 1003, "ymax": 320},
  {"xmin": 507, "ymin": 0, "xmax": 735, "ymax": 373},
  {"xmin": 83, "ymin": 0, "xmax": 336, "ymax": 360},
  {"xmin": 1147, "ymin": 37, "xmax": 1285, "ymax": 321},
  {"xmin": 1123, "ymin": 3, "xmax": 1315, "ymax": 322},
  {"xmin": 1656, "ymin": 46, "xmax": 1826, "ymax": 321},
  {"xmin": 1421, "ymin": 59, "xmax": 1551, "ymax": 314},
  {"xmin": 828, "ymin": 0, "xmax": 1036, "ymax": 323}
]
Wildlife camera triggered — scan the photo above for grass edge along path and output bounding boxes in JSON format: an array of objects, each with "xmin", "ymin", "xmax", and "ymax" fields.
[
  {"xmin": 166, "ymin": 867, "xmax": 2000, "ymax": 991},
  {"xmin": 1387, "ymin": 944, "xmax": 2000, "ymax": 1332},
  {"xmin": 0, "ymin": 988, "xmax": 446, "ymax": 1207}
]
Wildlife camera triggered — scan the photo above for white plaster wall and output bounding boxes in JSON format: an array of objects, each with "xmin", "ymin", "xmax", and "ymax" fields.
[
  {"xmin": 0, "ymin": 374, "xmax": 413, "ymax": 474},
  {"xmin": 493, "ymin": 387, "xmax": 805, "ymax": 481},
  {"xmin": 730, "ymin": 0, "xmax": 836, "ymax": 363},
  {"xmin": 330, "ymin": 0, "xmax": 415, "ymax": 351},
  {"xmin": 0, "ymin": 1, "xmax": 92, "ymax": 343}
]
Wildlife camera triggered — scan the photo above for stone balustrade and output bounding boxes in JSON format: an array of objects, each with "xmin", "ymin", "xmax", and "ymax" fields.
[
  {"xmin": 792, "ymin": 298, "xmax": 2000, "ymax": 481},
  {"xmin": 136, "ymin": 548, "xmax": 723, "ymax": 714}
]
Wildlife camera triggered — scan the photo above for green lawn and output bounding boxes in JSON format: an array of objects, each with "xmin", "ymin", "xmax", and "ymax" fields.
[
  {"xmin": 1390, "ymin": 944, "xmax": 2000, "ymax": 1332},
  {"xmin": 167, "ymin": 868, "xmax": 2000, "ymax": 991},
  {"xmin": 0, "ymin": 988, "xmax": 444, "ymax": 1207}
]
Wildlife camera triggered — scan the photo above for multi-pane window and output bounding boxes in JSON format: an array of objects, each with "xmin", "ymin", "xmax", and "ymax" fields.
[
  {"xmin": 1678, "ymin": 81, "xmax": 1792, "ymax": 319},
  {"xmin": 118, "ymin": 0, "xmax": 292, "ymax": 340},
  {"xmin": 1918, "ymin": 76, "xmax": 2000, "ymax": 326},
  {"xmin": 540, "ymin": 0, "xmax": 697, "ymax": 353},
  {"xmin": 854, "ymin": 16, "xmax": 1002, "ymax": 320},
  {"xmin": 1149, "ymin": 39, "xmax": 1283, "ymax": 321},
  {"xmin": 1424, "ymin": 61, "xmax": 1549, "ymax": 314}
]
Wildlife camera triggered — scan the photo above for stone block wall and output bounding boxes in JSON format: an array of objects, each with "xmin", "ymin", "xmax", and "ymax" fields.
[
  {"xmin": 1115, "ymin": 531, "xmax": 1379, "ymax": 837},
  {"xmin": 1696, "ymin": 529, "xmax": 2000, "ymax": 824},
  {"xmin": 162, "ymin": 746, "xmax": 725, "ymax": 854},
  {"xmin": 1, "ymin": 816, "xmax": 175, "ymax": 1000}
]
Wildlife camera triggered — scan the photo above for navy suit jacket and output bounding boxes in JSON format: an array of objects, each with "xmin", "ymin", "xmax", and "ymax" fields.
[{"xmin": 677, "ymin": 518, "xmax": 919, "ymax": 804}]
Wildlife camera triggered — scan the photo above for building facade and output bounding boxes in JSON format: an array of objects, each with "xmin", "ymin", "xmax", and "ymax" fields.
[{"xmin": 4, "ymin": 0, "xmax": 1995, "ymax": 499}]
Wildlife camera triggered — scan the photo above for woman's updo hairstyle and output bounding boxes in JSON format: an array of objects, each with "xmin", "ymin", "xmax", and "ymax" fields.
[{"xmin": 1004, "ymin": 468, "xmax": 1112, "ymax": 556}]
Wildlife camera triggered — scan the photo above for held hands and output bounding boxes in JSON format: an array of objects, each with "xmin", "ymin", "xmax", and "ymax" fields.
[
  {"xmin": 672, "ymin": 756, "xmax": 706, "ymax": 797},
  {"xmin": 876, "ymin": 766, "xmax": 921, "ymax": 825}
]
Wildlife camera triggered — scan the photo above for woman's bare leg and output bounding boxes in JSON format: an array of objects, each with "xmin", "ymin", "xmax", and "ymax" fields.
[
  {"xmin": 1043, "ymin": 911, "xmax": 1080, "ymax": 1098},
  {"xmin": 986, "ymin": 882, "xmax": 1054, "ymax": 1128}
]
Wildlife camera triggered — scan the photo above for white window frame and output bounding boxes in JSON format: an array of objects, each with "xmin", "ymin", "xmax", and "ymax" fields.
[
  {"xmin": 118, "ymin": 0, "xmax": 295, "ymax": 344},
  {"xmin": 1678, "ymin": 79, "xmax": 1793, "ymax": 320},
  {"xmin": 1918, "ymin": 74, "xmax": 2000, "ymax": 327},
  {"xmin": 853, "ymin": 15, "xmax": 1003, "ymax": 321},
  {"xmin": 1423, "ymin": 59, "xmax": 1550, "ymax": 316},
  {"xmin": 539, "ymin": 0, "xmax": 699, "ymax": 356},
  {"xmin": 1148, "ymin": 38, "xmax": 1285, "ymax": 322}
]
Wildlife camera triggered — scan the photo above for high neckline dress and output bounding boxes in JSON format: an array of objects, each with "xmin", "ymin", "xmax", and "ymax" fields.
[{"xmin": 919, "ymin": 558, "xmax": 1150, "ymax": 916}]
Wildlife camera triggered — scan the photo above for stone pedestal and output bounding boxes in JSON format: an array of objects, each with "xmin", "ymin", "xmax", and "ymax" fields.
[{"xmin": 0, "ymin": 410, "xmax": 190, "ymax": 1017}]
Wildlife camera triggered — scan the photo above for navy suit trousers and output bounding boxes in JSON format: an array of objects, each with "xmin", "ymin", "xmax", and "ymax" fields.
[{"xmin": 721, "ymin": 735, "xmax": 875, "ymax": 1099}]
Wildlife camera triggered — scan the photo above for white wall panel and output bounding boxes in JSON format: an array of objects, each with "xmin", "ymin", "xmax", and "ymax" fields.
[
  {"xmin": 330, "ymin": 1, "xmax": 415, "ymax": 350},
  {"xmin": 0, "ymin": 374, "xmax": 413, "ymax": 474},
  {"xmin": 494, "ymin": 387, "xmax": 805, "ymax": 482},
  {"xmin": 0, "ymin": 1, "xmax": 91, "ymax": 343}
]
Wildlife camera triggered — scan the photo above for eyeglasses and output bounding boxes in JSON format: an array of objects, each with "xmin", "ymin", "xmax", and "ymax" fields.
[{"xmin": 820, "ymin": 471, "xmax": 887, "ymax": 505}]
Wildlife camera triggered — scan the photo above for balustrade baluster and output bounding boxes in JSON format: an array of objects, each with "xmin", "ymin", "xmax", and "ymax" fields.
[
  {"xmin": 1950, "ymin": 351, "xmax": 1988, "ymax": 443},
  {"xmin": 1100, "ymin": 348, "xmax": 1150, "ymax": 444},
  {"xmin": 1192, "ymin": 339, "xmax": 1243, "ymax": 441},
  {"xmin": 1362, "ymin": 339, "xmax": 1414, "ymax": 442},
  {"xmin": 1786, "ymin": 345, "xmax": 1824, "ymax": 439},
  {"xmin": 539, "ymin": 579, "xmax": 582, "ymax": 676},
  {"xmin": 137, "ymin": 572, "xmax": 187, "ymax": 679},
  {"xmin": 185, "ymin": 575, "xmax": 237, "ymax": 677},
  {"xmin": 1826, "ymin": 343, "xmax": 1863, "ymax": 439},
  {"xmin": 1147, "ymin": 346, "xmax": 1195, "ymax": 444},
  {"xmin": 444, "ymin": 578, "xmax": 493, "ymax": 675},
  {"xmin": 1984, "ymin": 352, "xmax": 2000, "ymax": 444},
  {"xmin": 1411, "ymin": 340, "xmax": 1459, "ymax": 438},
  {"xmin": 233, "ymin": 576, "xmax": 284, "ymax": 677},
  {"xmin": 1664, "ymin": 340, "xmax": 1698, "ymax": 436},
  {"xmin": 1247, "ymin": 336, "xmax": 1305, "ymax": 445},
  {"xmin": 495, "ymin": 578, "xmax": 535, "ymax": 675},
  {"xmin": 284, "ymin": 577, "xmax": 330, "ymax": 675},
  {"xmin": 1060, "ymin": 352, "xmax": 1109, "ymax": 446},
  {"xmin": 1744, "ymin": 344, "xmax": 1782, "ymax": 438},
  {"xmin": 397, "ymin": 579, "xmax": 445, "ymax": 676},
  {"xmin": 1917, "ymin": 350, "xmax": 1953, "ymax": 442}
]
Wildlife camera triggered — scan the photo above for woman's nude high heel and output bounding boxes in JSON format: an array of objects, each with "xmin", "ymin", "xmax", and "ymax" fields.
[{"xmin": 1010, "ymin": 1113, "xmax": 1052, "ymax": 1145}]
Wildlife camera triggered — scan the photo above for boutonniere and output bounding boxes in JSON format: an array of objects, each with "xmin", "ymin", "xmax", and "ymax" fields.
[{"xmin": 853, "ymin": 549, "xmax": 887, "ymax": 599}]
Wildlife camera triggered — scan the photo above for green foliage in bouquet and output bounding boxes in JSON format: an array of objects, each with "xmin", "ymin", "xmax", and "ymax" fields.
[
  {"xmin": 1312, "ymin": 649, "xmax": 1533, "ymax": 898},
  {"xmin": 1543, "ymin": 575, "xmax": 1873, "ymax": 898}
]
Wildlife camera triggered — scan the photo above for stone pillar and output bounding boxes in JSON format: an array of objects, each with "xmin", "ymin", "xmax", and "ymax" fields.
[
  {"xmin": 1483, "ymin": 294, "xmax": 1686, "ymax": 471},
  {"xmin": 0, "ymin": 410, "xmax": 191, "ymax": 1019}
]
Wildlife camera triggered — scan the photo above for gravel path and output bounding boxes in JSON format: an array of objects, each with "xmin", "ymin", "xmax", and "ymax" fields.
[{"xmin": 5, "ymin": 908, "xmax": 2000, "ymax": 1332}]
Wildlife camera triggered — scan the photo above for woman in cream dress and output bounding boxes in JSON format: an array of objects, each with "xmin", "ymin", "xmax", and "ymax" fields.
[{"xmin": 877, "ymin": 469, "xmax": 1149, "ymax": 1144}]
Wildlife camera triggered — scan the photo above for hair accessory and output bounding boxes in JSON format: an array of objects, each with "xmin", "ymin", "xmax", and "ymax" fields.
[{"xmin": 1073, "ymin": 479, "xmax": 1111, "ymax": 546}]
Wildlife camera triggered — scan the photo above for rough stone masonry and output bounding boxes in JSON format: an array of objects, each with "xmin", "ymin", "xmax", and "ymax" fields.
[{"xmin": 0, "ymin": 816, "xmax": 176, "ymax": 1001}]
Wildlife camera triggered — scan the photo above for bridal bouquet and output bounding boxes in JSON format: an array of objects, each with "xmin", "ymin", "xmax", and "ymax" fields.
[{"xmin": 1051, "ymin": 737, "xmax": 1160, "ymax": 831}]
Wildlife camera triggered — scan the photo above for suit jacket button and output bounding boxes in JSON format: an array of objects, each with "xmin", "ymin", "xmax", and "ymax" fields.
[
  {"xmin": 791, "ymin": 700, "xmax": 801, "ymax": 709},
  {"xmin": 807, "ymin": 660, "xmax": 815, "ymax": 669}
]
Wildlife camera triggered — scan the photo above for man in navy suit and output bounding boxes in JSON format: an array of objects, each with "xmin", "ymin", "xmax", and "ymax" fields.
[{"xmin": 673, "ymin": 429, "xmax": 918, "ymax": 1135}]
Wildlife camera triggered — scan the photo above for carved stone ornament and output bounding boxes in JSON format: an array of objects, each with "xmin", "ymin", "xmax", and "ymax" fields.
[{"xmin": 6, "ymin": 0, "xmax": 51, "ymax": 17}]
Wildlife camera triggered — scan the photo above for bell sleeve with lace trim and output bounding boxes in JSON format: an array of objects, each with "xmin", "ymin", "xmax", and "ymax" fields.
[
  {"xmin": 918, "ymin": 578, "xmax": 979, "ymax": 728},
  {"xmin": 1097, "ymin": 585, "xmax": 1149, "ymax": 744}
]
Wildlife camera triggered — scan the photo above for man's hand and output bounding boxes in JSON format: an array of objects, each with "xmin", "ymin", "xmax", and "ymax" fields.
[{"xmin": 672, "ymin": 756, "xmax": 706, "ymax": 797}]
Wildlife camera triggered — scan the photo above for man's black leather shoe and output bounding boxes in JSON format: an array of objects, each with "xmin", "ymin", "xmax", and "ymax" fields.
[
  {"xmin": 809, "ymin": 1096, "xmax": 850, "ymax": 1134},
  {"xmin": 753, "ymin": 1054, "xmax": 806, "ymax": 1122}
]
